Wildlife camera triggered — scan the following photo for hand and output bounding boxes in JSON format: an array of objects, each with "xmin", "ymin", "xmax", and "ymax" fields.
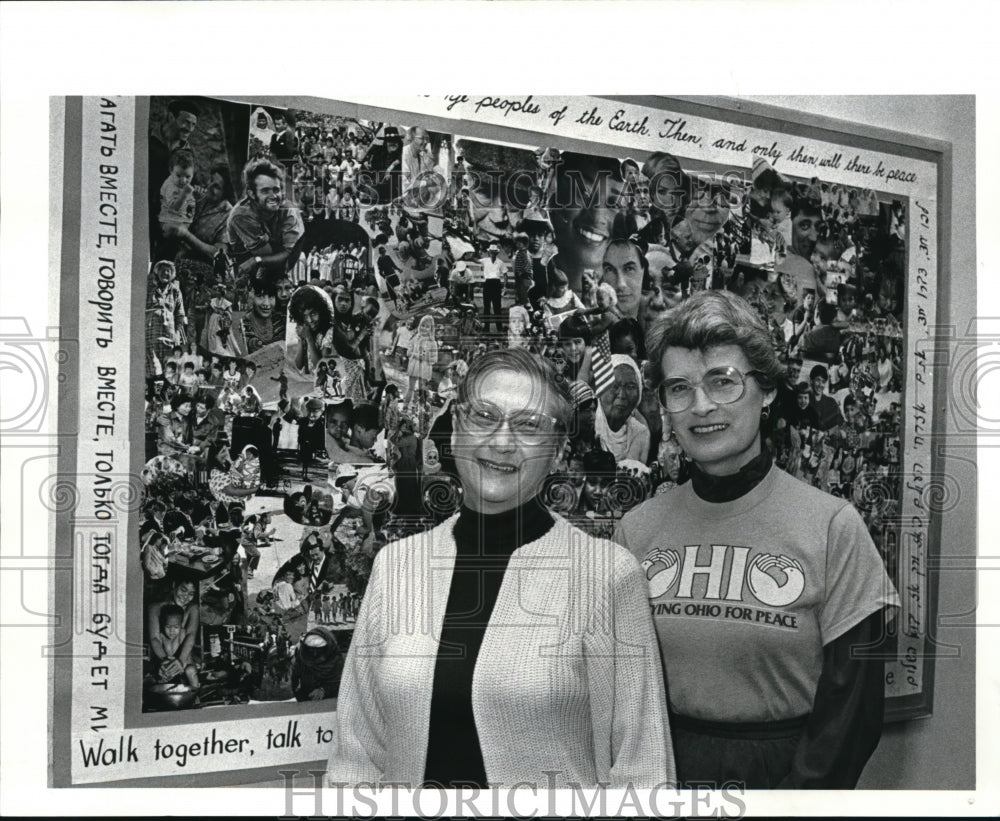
[
  {"xmin": 621, "ymin": 463, "xmax": 646, "ymax": 480},
  {"xmin": 238, "ymin": 257, "xmax": 258, "ymax": 276},
  {"xmin": 747, "ymin": 553, "xmax": 805, "ymax": 607},
  {"xmin": 641, "ymin": 548, "xmax": 680, "ymax": 600},
  {"xmin": 160, "ymin": 658, "xmax": 183, "ymax": 680},
  {"xmin": 308, "ymin": 688, "xmax": 325, "ymax": 701}
]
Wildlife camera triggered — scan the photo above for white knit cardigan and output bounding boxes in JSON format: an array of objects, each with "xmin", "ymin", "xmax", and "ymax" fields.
[{"xmin": 326, "ymin": 514, "xmax": 675, "ymax": 788}]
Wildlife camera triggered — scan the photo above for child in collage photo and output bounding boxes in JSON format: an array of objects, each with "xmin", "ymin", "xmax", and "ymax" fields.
[{"xmin": 139, "ymin": 97, "xmax": 907, "ymax": 755}]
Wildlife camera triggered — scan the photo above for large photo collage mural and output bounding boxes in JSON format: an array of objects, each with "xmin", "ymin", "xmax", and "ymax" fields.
[{"xmin": 139, "ymin": 95, "xmax": 908, "ymax": 712}]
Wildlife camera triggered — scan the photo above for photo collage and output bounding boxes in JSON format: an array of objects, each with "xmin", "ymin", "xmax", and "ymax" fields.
[{"xmin": 140, "ymin": 95, "xmax": 908, "ymax": 712}]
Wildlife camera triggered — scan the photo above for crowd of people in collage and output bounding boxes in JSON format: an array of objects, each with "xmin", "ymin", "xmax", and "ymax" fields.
[{"xmin": 139, "ymin": 96, "xmax": 908, "ymax": 711}]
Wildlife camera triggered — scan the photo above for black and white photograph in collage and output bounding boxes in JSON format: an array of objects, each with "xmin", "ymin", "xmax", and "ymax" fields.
[{"xmin": 140, "ymin": 96, "xmax": 910, "ymax": 732}]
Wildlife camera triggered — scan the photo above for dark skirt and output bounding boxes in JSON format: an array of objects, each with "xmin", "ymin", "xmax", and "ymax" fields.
[{"xmin": 670, "ymin": 710, "xmax": 808, "ymax": 790}]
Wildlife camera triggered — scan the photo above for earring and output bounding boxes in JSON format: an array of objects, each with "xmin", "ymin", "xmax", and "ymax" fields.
[{"xmin": 761, "ymin": 405, "xmax": 771, "ymax": 421}]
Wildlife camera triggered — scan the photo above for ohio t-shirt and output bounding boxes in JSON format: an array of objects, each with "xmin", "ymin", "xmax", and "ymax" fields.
[{"xmin": 614, "ymin": 465, "xmax": 898, "ymax": 723}]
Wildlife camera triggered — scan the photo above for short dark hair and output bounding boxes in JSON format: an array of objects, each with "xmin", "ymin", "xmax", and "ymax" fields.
[
  {"xmin": 250, "ymin": 275, "xmax": 277, "ymax": 297},
  {"xmin": 558, "ymin": 313, "xmax": 592, "ymax": 345},
  {"xmin": 582, "ymin": 447, "xmax": 617, "ymax": 477},
  {"xmin": 325, "ymin": 400, "xmax": 354, "ymax": 423},
  {"xmin": 817, "ymin": 301, "xmax": 838, "ymax": 325},
  {"xmin": 645, "ymin": 289, "xmax": 781, "ymax": 390},
  {"xmin": 169, "ymin": 148, "xmax": 195, "ymax": 171},
  {"xmin": 243, "ymin": 158, "xmax": 284, "ymax": 193},
  {"xmin": 605, "ymin": 236, "xmax": 650, "ymax": 283},
  {"xmin": 609, "ymin": 317, "xmax": 646, "ymax": 360},
  {"xmin": 159, "ymin": 603, "xmax": 185, "ymax": 630},
  {"xmin": 809, "ymin": 364, "xmax": 829, "ymax": 381},
  {"xmin": 167, "ymin": 98, "xmax": 200, "ymax": 120},
  {"xmin": 772, "ymin": 188, "xmax": 794, "ymax": 210},
  {"xmin": 546, "ymin": 261, "xmax": 569, "ymax": 291},
  {"xmin": 792, "ymin": 193, "xmax": 823, "ymax": 219},
  {"xmin": 352, "ymin": 401, "xmax": 380, "ymax": 431},
  {"xmin": 207, "ymin": 163, "xmax": 235, "ymax": 201}
]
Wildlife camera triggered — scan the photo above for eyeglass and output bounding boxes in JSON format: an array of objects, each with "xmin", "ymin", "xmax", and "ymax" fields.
[
  {"xmin": 454, "ymin": 400, "xmax": 564, "ymax": 444},
  {"xmin": 657, "ymin": 366, "xmax": 765, "ymax": 412}
]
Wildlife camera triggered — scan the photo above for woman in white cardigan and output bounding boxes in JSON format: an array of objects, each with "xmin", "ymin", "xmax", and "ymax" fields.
[{"xmin": 327, "ymin": 348, "xmax": 674, "ymax": 789}]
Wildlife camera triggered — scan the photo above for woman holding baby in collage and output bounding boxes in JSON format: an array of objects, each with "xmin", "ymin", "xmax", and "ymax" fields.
[{"xmin": 138, "ymin": 96, "xmax": 904, "ymax": 792}]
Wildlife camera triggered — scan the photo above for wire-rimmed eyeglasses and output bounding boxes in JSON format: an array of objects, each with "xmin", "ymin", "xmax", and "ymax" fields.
[
  {"xmin": 657, "ymin": 366, "xmax": 765, "ymax": 413},
  {"xmin": 454, "ymin": 400, "xmax": 565, "ymax": 445}
]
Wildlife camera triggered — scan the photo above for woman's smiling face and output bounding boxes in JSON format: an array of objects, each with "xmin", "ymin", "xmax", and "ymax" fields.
[
  {"xmin": 452, "ymin": 367, "xmax": 563, "ymax": 514},
  {"xmin": 172, "ymin": 582, "xmax": 196, "ymax": 608},
  {"xmin": 252, "ymin": 290, "xmax": 275, "ymax": 319},
  {"xmin": 661, "ymin": 344, "xmax": 774, "ymax": 476},
  {"xmin": 550, "ymin": 159, "xmax": 625, "ymax": 281},
  {"xmin": 303, "ymin": 308, "xmax": 321, "ymax": 331}
]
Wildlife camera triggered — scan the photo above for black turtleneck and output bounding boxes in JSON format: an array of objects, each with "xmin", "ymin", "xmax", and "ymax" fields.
[
  {"xmin": 689, "ymin": 444, "xmax": 773, "ymax": 503},
  {"xmin": 422, "ymin": 497, "xmax": 555, "ymax": 788}
]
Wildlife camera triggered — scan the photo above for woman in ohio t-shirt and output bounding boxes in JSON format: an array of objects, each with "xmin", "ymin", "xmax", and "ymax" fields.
[{"xmin": 615, "ymin": 290, "xmax": 898, "ymax": 789}]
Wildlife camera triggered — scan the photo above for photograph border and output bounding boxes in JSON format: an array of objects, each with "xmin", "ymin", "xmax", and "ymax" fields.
[{"xmin": 49, "ymin": 92, "xmax": 954, "ymax": 787}]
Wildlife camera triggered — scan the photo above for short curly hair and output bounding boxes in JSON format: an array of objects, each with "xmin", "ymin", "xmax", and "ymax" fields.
[
  {"xmin": 288, "ymin": 285, "xmax": 332, "ymax": 330},
  {"xmin": 645, "ymin": 290, "xmax": 782, "ymax": 390},
  {"xmin": 242, "ymin": 158, "xmax": 284, "ymax": 194}
]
